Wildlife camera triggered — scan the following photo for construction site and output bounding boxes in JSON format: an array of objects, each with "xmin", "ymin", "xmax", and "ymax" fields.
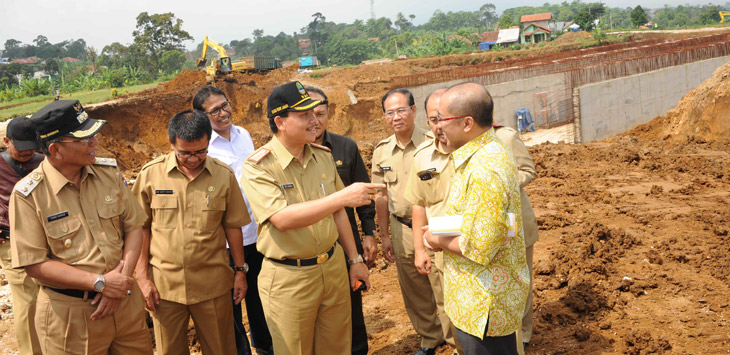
[{"xmin": 2, "ymin": 28, "xmax": 730, "ymax": 354}]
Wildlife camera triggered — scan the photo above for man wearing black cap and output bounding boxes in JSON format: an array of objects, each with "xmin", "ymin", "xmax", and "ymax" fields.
[
  {"xmin": 1, "ymin": 116, "xmax": 44, "ymax": 355},
  {"xmin": 240, "ymin": 81, "xmax": 383, "ymax": 355},
  {"xmin": 9, "ymin": 100, "xmax": 153, "ymax": 354}
]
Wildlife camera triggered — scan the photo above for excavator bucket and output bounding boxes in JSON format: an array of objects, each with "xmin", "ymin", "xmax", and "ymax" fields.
[{"xmin": 196, "ymin": 58, "xmax": 207, "ymax": 69}]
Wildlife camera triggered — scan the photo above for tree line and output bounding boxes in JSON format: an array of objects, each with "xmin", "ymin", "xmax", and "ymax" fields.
[{"xmin": 2, "ymin": 2, "xmax": 728, "ymax": 102}]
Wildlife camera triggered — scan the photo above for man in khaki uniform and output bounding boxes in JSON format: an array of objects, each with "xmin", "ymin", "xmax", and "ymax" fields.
[
  {"xmin": 372, "ymin": 88, "xmax": 445, "ymax": 355},
  {"xmin": 10, "ymin": 100, "xmax": 152, "ymax": 354},
  {"xmin": 133, "ymin": 110, "xmax": 249, "ymax": 355},
  {"xmin": 404, "ymin": 88, "xmax": 463, "ymax": 355},
  {"xmin": 240, "ymin": 81, "xmax": 380, "ymax": 355},
  {"xmin": 493, "ymin": 125, "xmax": 538, "ymax": 349},
  {"xmin": 1, "ymin": 116, "xmax": 43, "ymax": 355}
]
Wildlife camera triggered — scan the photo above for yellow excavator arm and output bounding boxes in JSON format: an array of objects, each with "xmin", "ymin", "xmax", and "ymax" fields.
[
  {"xmin": 720, "ymin": 11, "xmax": 730, "ymax": 23},
  {"xmin": 196, "ymin": 36, "xmax": 230, "ymax": 67}
]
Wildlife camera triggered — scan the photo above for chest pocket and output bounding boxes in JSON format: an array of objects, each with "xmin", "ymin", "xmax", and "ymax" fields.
[
  {"xmin": 98, "ymin": 200, "xmax": 124, "ymax": 241},
  {"xmin": 45, "ymin": 216, "xmax": 85, "ymax": 262},
  {"xmin": 202, "ymin": 196, "xmax": 226, "ymax": 231},
  {"xmin": 382, "ymin": 169, "xmax": 398, "ymax": 185},
  {"xmin": 421, "ymin": 172, "xmax": 449, "ymax": 206},
  {"xmin": 150, "ymin": 195, "xmax": 178, "ymax": 229}
]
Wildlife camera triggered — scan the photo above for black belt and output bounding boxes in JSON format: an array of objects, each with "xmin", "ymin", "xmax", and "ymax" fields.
[
  {"xmin": 268, "ymin": 244, "xmax": 336, "ymax": 267},
  {"xmin": 46, "ymin": 287, "xmax": 98, "ymax": 299},
  {"xmin": 392, "ymin": 214, "xmax": 413, "ymax": 229}
]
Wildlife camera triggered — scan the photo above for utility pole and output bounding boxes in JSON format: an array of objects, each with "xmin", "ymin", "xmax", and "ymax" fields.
[{"xmin": 370, "ymin": 0, "xmax": 375, "ymax": 20}]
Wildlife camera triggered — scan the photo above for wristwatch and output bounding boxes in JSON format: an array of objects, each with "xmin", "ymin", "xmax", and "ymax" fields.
[
  {"xmin": 234, "ymin": 263, "xmax": 249, "ymax": 274},
  {"xmin": 93, "ymin": 274, "xmax": 105, "ymax": 292},
  {"xmin": 348, "ymin": 254, "xmax": 364, "ymax": 265}
]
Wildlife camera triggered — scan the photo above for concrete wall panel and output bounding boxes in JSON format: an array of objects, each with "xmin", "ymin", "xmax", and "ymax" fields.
[{"xmin": 579, "ymin": 56, "xmax": 730, "ymax": 142}]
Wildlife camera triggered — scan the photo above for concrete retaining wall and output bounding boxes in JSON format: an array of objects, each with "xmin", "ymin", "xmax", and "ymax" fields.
[
  {"xmin": 578, "ymin": 56, "xmax": 730, "ymax": 143},
  {"xmin": 408, "ymin": 73, "xmax": 565, "ymax": 130}
]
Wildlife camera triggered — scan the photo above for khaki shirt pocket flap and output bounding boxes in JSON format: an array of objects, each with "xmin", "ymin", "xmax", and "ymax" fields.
[
  {"xmin": 383, "ymin": 170, "xmax": 398, "ymax": 183},
  {"xmin": 151, "ymin": 195, "xmax": 178, "ymax": 209},
  {"xmin": 98, "ymin": 203, "xmax": 123, "ymax": 218},
  {"xmin": 46, "ymin": 217, "xmax": 82, "ymax": 240}
]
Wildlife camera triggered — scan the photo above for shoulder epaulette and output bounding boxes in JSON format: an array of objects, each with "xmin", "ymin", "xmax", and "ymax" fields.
[
  {"xmin": 209, "ymin": 157, "xmax": 235, "ymax": 173},
  {"xmin": 141, "ymin": 155, "xmax": 166, "ymax": 171},
  {"xmin": 414, "ymin": 138, "xmax": 435, "ymax": 154},
  {"xmin": 94, "ymin": 157, "xmax": 117, "ymax": 167},
  {"xmin": 15, "ymin": 171, "xmax": 43, "ymax": 197},
  {"xmin": 247, "ymin": 148, "xmax": 271, "ymax": 163},
  {"xmin": 310, "ymin": 143, "xmax": 331, "ymax": 152},
  {"xmin": 374, "ymin": 135, "xmax": 393, "ymax": 149}
]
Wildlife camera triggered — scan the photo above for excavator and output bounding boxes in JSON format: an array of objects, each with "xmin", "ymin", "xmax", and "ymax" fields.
[
  {"xmin": 196, "ymin": 36, "xmax": 282, "ymax": 83},
  {"xmin": 720, "ymin": 11, "xmax": 730, "ymax": 23}
]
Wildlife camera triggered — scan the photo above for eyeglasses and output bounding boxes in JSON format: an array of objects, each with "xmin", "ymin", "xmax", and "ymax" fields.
[
  {"xmin": 384, "ymin": 106, "xmax": 413, "ymax": 119},
  {"xmin": 436, "ymin": 114, "xmax": 469, "ymax": 123},
  {"xmin": 205, "ymin": 101, "xmax": 232, "ymax": 117},
  {"xmin": 57, "ymin": 135, "xmax": 97, "ymax": 145},
  {"xmin": 175, "ymin": 149, "xmax": 208, "ymax": 160}
]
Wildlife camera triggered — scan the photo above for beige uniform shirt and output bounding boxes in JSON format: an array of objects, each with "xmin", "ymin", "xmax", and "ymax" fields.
[
  {"xmin": 494, "ymin": 127, "xmax": 538, "ymax": 247},
  {"xmin": 240, "ymin": 136, "xmax": 344, "ymax": 261},
  {"xmin": 371, "ymin": 126, "xmax": 429, "ymax": 219},
  {"xmin": 133, "ymin": 153, "xmax": 250, "ymax": 305},
  {"xmin": 10, "ymin": 159, "xmax": 145, "ymax": 283},
  {"xmin": 404, "ymin": 138, "xmax": 453, "ymax": 219}
]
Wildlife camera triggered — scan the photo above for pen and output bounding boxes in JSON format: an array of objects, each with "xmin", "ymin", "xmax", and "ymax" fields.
[
  {"xmin": 206, "ymin": 194, "xmax": 210, "ymax": 206},
  {"xmin": 320, "ymin": 184, "xmax": 326, "ymax": 195}
]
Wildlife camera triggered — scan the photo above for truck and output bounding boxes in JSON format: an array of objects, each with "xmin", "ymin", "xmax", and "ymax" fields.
[{"xmin": 197, "ymin": 36, "xmax": 282, "ymax": 82}]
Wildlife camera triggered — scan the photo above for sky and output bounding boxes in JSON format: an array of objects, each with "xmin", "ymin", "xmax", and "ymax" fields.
[{"xmin": 0, "ymin": 0, "xmax": 719, "ymax": 52}]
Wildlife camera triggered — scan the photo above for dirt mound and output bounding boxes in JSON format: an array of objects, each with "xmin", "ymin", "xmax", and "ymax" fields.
[{"xmin": 625, "ymin": 60, "xmax": 730, "ymax": 144}]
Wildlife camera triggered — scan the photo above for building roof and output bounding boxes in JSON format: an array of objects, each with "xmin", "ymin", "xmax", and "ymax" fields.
[
  {"xmin": 521, "ymin": 12, "xmax": 553, "ymax": 23},
  {"xmin": 61, "ymin": 57, "xmax": 81, "ymax": 62},
  {"xmin": 524, "ymin": 24, "xmax": 553, "ymax": 34},
  {"xmin": 479, "ymin": 30, "xmax": 499, "ymax": 43},
  {"xmin": 11, "ymin": 57, "xmax": 39, "ymax": 64},
  {"xmin": 497, "ymin": 28, "xmax": 521, "ymax": 44}
]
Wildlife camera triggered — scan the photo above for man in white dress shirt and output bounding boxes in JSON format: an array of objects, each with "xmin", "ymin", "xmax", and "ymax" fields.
[{"xmin": 193, "ymin": 86, "xmax": 274, "ymax": 355}]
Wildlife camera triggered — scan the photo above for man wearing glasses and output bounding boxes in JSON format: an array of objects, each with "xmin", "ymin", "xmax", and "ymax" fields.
[
  {"xmin": 371, "ymin": 89, "xmax": 445, "ymax": 355},
  {"xmin": 133, "ymin": 110, "xmax": 250, "ymax": 354},
  {"xmin": 10, "ymin": 100, "xmax": 153, "ymax": 354},
  {"xmin": 193, "ymin": 86, "xmax": 273, "ymax": 355}
]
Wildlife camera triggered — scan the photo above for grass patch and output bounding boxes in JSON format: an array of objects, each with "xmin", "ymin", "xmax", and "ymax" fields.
[{"xmin": 0, "ymin": 83, "xmax": 160, "ymax": 121}]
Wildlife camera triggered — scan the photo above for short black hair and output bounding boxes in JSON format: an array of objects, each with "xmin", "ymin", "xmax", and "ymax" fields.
[
  {"xmin": 381, "ymin": 88, "xmax": 414, "ymax": 112},
  {"xmin": 168, "ymin": 110, "xmax": 213, "ymax": 144},
  {"xmin": 40, "ymin": 138, "xmax": 61, "ymax": 156},
  {"xmin": 304, "ymin": 86, "xmax": 328, "ymax": 108},
  {"xmin": 268, "ymin": 111, "xmax": 288, "ymax": 134},
  {"xmin": 192, "ymin": 86, "xmax": 227, "ymax": 111}
]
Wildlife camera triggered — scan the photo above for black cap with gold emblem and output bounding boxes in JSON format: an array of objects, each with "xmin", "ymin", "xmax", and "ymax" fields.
[
  {"xmin": 31, "ymin": 100, "xmax": 107, "ymax": 142},
  {"xmin": 267, "ymin": 81, "xmax": 322, "ymax": 118}
]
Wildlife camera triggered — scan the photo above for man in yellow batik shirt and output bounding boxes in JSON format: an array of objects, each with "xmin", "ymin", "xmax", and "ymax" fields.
[{"xmin": 424, "ymin": 83, "xmax": 529, "ymax": 355}]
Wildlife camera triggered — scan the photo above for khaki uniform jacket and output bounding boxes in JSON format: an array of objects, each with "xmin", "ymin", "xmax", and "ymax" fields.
[
  {"xmin": 371, "ymin": 126, "xmax": 430, "ymax": 219},
  {"xmin": 10, "ymin": 158, "xmax": 145, "ymax": 279},
  {"xmin": 404, "ymin": 138, "xmax": 452, "ymax": 219},
  {"xmin": 494, "ymin": 127, "xmax": 538, "ymax": 247},
  {"xmin": 240, "ymin": 136, "xmax": 345, "ymax": 261},
  {"xmin": 133, "ymin": 153, "xmax": 250, "ymax": 305}
]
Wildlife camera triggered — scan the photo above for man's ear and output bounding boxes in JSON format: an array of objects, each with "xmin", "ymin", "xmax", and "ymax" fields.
[
  {"xmin": 462, "ymin": 115, "xmax": 475, "ymax": 133},
  {"xmin": 48, "ymin": 142, "xmax": 61, "ymax": 159},
  {"xmin": 274, "ymin": 115, "xmax": 285, "ymax": 132}
]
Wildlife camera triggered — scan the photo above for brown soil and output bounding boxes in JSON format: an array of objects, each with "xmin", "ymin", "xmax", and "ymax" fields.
[{"xmin": 3, "ymin": 29, "xmax": 730, "ymax": 354}]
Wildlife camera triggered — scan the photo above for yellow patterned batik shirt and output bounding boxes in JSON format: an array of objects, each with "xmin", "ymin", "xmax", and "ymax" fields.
[{"xmin": 443, "ymin": 128, "xmax": 530, "ymax": 338}]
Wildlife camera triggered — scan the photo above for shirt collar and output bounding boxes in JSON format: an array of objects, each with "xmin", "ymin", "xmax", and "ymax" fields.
[
  {"xmin": 210, "ymin": 126, "xmax": 240, "ymax": 143},
  {"xmin": 321, "ymin": 130, "xmax": 334, "ymax": 149},
  {"xmin": 164, "ymin": 151, "xmax": 213, "ymax": 176},
  {"xmin": 43, "ymin": 159, "xmax": 94, "ymax": 195},
  {"xmin": 392, "ymin": 126, "xmax": 426, "ymax": 152},
  {"xmin": 270, "ymin": 135, "xmax": 314, "ymax": 170},
  {"xmin": 451, "ymin": 128, "xmax": 497, "ymax": 169}
]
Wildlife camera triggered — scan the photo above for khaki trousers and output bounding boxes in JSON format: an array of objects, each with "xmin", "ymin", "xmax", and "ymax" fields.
[
  {"xmin": 35, "ymin": 284, "xmax": 152, "ymax": 355},
  {"xmin": 390, "ymin": 215, "xmax": 445, "ymax": 348},
  {"xmin": 521, "ymin": 245, "xmax": 534, "ymax": 342},
  {"xmin": 259, "ymin": 243, "xmax": 351, "ymax": 355},
  {"xmin": 0, "ymin": 240, "xmax": 41, "ymax": 355},
  {"xmin": 151, "ymin": 292, "xmax": 236, "ymax": 355}
]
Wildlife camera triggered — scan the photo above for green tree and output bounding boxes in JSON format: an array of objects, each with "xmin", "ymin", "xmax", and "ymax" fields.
[
  {"xmin": 699, "ymin": 6, "xmax": 721, "ymax": 24},
  {"xmin": 395, "ymin": 12, "xmax": 414, "ymax": 33},
  {"xmin": 159, "ymin": 49, "xmax": 186, "ymax": 73},
  {"xmin": 43, "ymin": 58, "xmax": 59, "ymax": 76},
  {"xmin": 630, "ymin": 6, "xmax": 648, "ymax": 27},
  {"xmin": 479, "ymin": 3, "xmax": 498, "ymax": 29},
  {"xmin": 497, "ymin": 14, "xmax": 515, "ymax": 29},
  {"xmin": 321, "ymin": 34, "xmax": 379, "ymax": 65},
  {"xmin": 131, "ymin": 12, "xmax": 193, "ymax": 75}
]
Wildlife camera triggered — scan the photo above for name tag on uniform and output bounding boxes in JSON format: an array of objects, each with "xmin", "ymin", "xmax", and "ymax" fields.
[
  {"xmin": 280, "ymin": 184, "xmax": 294, "ymax": 189},
  {"xmin": 46, "ymin": 211, "xmax": 69, "ymax": 222},
  {"xmin": 380, "ymin": 165, "xmax": 392, "ymax": 171},
  {"xmin": 155, "ymin": 189, "xmax": 174, "ymax": 194}
]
